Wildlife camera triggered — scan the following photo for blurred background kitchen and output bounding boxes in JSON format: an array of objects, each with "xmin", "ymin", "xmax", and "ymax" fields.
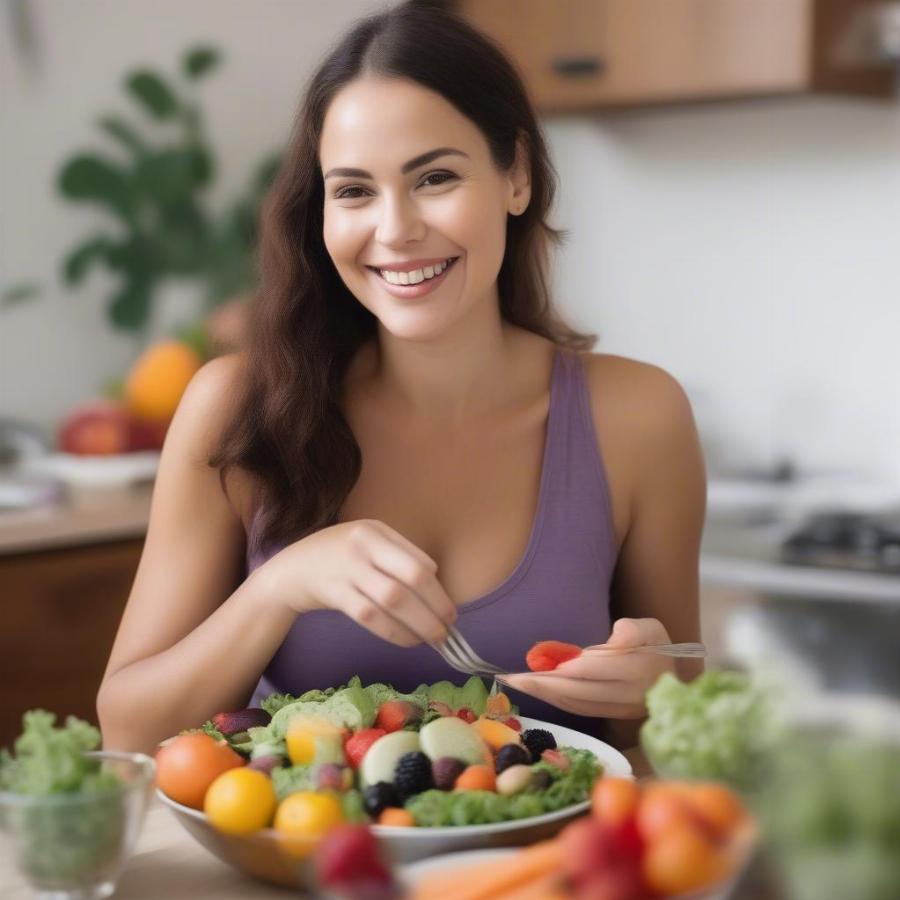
[{"xmin": 3, "ymin": 0, "xmax": 900, "ymax": 748}]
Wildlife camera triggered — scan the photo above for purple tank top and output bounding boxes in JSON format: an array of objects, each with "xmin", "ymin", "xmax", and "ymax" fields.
[{"xmin": 245, "ymin": 347, "xmax": 619, "ymax": 739}]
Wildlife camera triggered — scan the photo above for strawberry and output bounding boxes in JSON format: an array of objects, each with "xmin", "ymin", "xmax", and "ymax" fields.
[
  {"xmin": 344, "ymin": 728, "xmax": 387, "ymax": 769},
  {"xmin": 314, "ymin": 824, "xmax": 394, "ymax": 892},
  {"xmin": 374, "ymin": 700, "xmax": 421, "ymax": 733},
  {"xmin": 541, "ymin": 748, "xmax": 571, "ymax": 772},
  {"xmin": 525, "ymin": 640, "xmax": 582, "ymax": 672},
  {"xmin": 455, "ymin": 707, "xmax": 477, "ymax": 724},
  {"xmin": 502, "ymin": 716, "xmax": 522, "ymax": 732}
]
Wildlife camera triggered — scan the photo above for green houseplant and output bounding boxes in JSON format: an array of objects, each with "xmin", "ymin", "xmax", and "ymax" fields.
[{"xmin": 3, "ymin": 44, "xmax": 279, "ymax": 342}]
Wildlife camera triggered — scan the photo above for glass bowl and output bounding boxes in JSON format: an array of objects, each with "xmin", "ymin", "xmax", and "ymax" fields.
[{"xmin": 0, "ymin": 750, "xmax": 155, "ymax": 900}]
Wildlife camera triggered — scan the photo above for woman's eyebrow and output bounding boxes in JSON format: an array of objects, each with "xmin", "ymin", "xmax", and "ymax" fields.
[{"xmin": 323, "ymin": 147, "xmax": 469, "ymax": 180}]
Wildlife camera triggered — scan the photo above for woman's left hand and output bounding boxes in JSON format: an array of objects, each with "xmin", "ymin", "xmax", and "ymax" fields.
[{"xmin": 498, "ymin": 618, "xmax": 675, "ymax": 720}]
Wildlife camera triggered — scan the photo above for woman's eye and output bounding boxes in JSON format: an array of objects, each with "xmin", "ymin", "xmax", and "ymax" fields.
[
  {"xmin": 334, "ymin": 186, "xmax": 368, "ymax": 200},
  {"xmin": 419, "ymin": 170, "xmax": 457, "ymax": 188},
  {"xmin": 333, "ymin": 171, "xmax": 456, "ymax": 201}
]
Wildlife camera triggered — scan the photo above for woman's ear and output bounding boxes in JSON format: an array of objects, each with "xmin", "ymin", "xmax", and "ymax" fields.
[{"xmin": 507, "ymin": 132, "xmax": 532, "ymax": 216}]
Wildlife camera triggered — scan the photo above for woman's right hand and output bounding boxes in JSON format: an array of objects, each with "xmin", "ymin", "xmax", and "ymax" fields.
[{"xmin": 264, "ymin": 519, "xmax": 457, "ymax": 647}]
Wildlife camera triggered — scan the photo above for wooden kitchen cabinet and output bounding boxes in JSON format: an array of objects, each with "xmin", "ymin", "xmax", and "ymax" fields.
[
  {"xmin": 451, "ymin": 0, "xmax": 896, "ymax": 112},
  {"xmin": 0, "ymin": 538, "xmax": 142, "ymax": 748}
]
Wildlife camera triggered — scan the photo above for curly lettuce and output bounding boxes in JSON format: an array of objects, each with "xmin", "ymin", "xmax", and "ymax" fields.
[
  {"xmin": 405, "ymin": 747, "xmax": 601, "ymax": 827},
  {"xmin": 640, "ymin": 670, "xmax": 773, "ymax": 791}
]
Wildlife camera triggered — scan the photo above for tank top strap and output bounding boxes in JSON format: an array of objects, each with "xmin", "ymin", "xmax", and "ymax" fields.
[{"xmin": 542, "ymin": 347, "xmax": 617, "ymax": 567}]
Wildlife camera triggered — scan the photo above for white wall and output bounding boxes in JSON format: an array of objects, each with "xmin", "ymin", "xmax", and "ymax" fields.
[
  {"xmin": 545, "ymin": 97, "xmax": 900, "ymax": 481},
  {"xmin": 3, "ymin": 1, "xmax": 900, "ymax": 483}
]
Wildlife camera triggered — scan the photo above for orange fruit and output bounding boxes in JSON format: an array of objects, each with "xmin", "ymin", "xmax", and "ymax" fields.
[
  {"xmin": 204, "ymin": 767, "xmax": 277, "ymax": 835},
  {"xmin": 454, "ymin": 764, "xmax": 497, "ymax": 792},
  {"xmin": 472, "ymin": 717, "xmax": 520, "ymax": 751},
  {"xmin": 592, "ymin": 777, "xmax": 641, "ymax": 827},
  {"xmin": 636, "ymin": 784, "xmax": 698, "ymax": 842},
  {"xmin": 124, "ymin": 339, "xmax": 202, "ymax": 420},
  {"xmin": 642, "ymin": 822, "xmax": 730, "ymax": 895},
  {"xmin": 274, "ymin": 791, "xmax": 344, "ymax": 857},
  {"xmin": 155, "ymin": 732, "xmax": 244, "ymax": 809},
  {"xmin": 378, "ymin": 807, "xmax": 416, "ymax": 827},
  {"xmin": 682, "ymin": 783, "xmax": 747, "ymax": 838}
]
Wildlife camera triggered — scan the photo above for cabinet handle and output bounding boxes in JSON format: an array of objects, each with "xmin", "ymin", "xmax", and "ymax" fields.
[{"xmin": 551, "ymin": 56, "xmax": 604, "ymax": 78}]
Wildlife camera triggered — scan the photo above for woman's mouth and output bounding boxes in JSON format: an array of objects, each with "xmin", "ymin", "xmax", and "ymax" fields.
[{"xmin": 367, "ymin": 257, "xmax": 460, "ymax": 300}]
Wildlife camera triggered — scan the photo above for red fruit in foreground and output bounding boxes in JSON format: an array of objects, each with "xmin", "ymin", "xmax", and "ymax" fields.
[
  {"xmin": 525, "ymin": 640, "xmax": 582, "ymax": 672},
  {"xmin": 560, "ymin": 818, "xmax": 618, "ymax": 881},
  {"xmin": 574, "ymin": 868, "xmax": 646, "ymax": 900},
  {"xmin": 375, "ymin": 701, "xmax": 421, "ymax": 733},
  {"xmin": 344, "ymin": 728, "xmax": 387, "ymax": 769},
  {"xmin": 314, "ymin": 824, "xmax": 394, "ymax": 891},
  {"xmin": 502, "ymin": 716, "xmax": 522, "ymax": 732},
  {"xmin": 456, "ymin": 707, "xmax": 477, "ymax": 724}
]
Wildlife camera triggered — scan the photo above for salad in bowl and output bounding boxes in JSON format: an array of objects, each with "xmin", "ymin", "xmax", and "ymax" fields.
[{"xmin": 155, "ymin": 675, "xmax": 630, "ymax": 885}]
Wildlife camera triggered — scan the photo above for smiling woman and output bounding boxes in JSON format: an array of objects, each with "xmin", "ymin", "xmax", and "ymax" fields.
[{"xmin": 96, "ymin": 0, "xmax": 705, "ymax": 756}]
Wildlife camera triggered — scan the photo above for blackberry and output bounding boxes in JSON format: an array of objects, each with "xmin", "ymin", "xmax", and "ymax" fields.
[
  {"xmin": 432, "ymin": 757, "xmax": 467, "ymax": 791},
  {"xmin": 363, "ymin": 782, "xmax": 400, "ymax": 819},
  {"xmin": 522, "ymin": 728, "xmax": 556, "ymax": 762},
  {"xmin": 393, "ymin": 751, "xmax": 434, "ymax": 799},
  {"xmin": 495, "ymin": 744, "xmax": 531, "ymax": 775}
]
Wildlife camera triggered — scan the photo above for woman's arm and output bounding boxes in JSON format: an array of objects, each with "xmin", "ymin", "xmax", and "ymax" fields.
[
  {"xmin": 97, "ymin": 356, "xmax": 296, "ymax": 754},
  {"xmin": 600, "ymin": 357, "xmax": 706, "ymax": 746},
  {"xmin": 501, "ymin": 355, "xmax": 706, "ymax": 749}
]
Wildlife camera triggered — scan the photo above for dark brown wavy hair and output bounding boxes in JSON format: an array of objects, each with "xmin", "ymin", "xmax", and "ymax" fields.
[{"xmin": 211, "ymin": 0, "xmax": 595, "ymax": 553}]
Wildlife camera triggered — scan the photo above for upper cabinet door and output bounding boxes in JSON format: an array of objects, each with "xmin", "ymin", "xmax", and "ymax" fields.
[{"xmin": 453, "ymin": 0, "xmax": 895, "ymax": 113}]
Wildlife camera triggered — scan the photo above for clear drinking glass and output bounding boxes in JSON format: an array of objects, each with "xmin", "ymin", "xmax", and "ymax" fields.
[{"xmin": 0, "ymin": 750, "xmax": 155, "ymax": 900}]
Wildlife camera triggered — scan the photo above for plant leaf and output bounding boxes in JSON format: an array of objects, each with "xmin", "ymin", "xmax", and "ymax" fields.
[
  {"xmin": 183, "ymin": 46, "xmax": 221, "ymax": 79},
  {"xmin": 108, "ymin": 280, "xmax": 153, "ymax": 331},
  {"xmin": 125, "ymin": 70, "xmax": 179, "ymax": 120},
  {"xmin": 57, "ymin": 154, "xmax": 136, "ymax": 217},
  {"xmin": 97, "ymin": 115, "xmax": 147, "ymax": 157},
  {"xmin": 1, "ymin": 283, "xmax": 42, "ymax": 307},
  {"xmin": 61, "ymin": 236, "xmax": 117, "ymax": 286}
]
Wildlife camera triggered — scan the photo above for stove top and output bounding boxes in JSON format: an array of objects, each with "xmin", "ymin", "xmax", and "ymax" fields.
[{"xmin": 781, "ymin": 510, "xmax": 900, "ymax": 574}]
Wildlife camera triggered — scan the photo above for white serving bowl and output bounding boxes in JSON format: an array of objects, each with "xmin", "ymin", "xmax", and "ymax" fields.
[{"xmin": 156, "ymin": 716, "xmax": 631, "ymax": 888}]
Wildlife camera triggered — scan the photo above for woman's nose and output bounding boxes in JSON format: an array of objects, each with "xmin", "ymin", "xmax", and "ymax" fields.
[{"xmin": 374, "ymin": 193, "xmax": 426, "ymax": 246}]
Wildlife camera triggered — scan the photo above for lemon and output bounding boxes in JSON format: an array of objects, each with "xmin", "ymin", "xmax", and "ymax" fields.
[
  {"xmin": 273, "ymin": 791, "xmax": 344, "ymax": 857},
  {"xmin": 203, "ymin": 767, "xmax": 276, "ymax": 835},
  {"xmin": 286, "ymin": 717, "xmax": 345, "ymax": 765}
]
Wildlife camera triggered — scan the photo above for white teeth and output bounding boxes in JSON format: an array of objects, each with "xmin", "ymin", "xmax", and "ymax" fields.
[{"xmin": 379, "ymin": 258, "xmax": 453, "ymax": 285}]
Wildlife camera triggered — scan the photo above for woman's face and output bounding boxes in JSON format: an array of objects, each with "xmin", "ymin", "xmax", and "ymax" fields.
[{"xmin": 320, "ymin": 76, "xmax": 530, "ymax": 343}]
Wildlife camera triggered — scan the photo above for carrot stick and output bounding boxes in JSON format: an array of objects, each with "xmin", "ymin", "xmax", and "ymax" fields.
[{"xmin": 412, "ymin": 839, "xmax": 563, "ymax": 900}]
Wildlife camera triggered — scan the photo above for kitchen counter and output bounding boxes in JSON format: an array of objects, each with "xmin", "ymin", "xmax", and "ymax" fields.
[
  {"xmin": 0, "ymin": 484, "xmax": 152, "ymax": 556},
  {"xmin": 700, "ymin": 517, "xmax": 900, "ymax": 604}
]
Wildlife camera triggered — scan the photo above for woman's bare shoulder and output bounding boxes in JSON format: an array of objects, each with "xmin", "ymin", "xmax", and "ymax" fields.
[
  {"xmin": 579, "ymin": 351, "xmax": 696, "ymax": 436},
  {"xmin": 166, "ymin": 351, "xmax": 257, "ymax": 525}
]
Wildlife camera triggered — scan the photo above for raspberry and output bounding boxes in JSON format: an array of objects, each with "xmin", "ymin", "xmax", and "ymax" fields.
[
  {"xmin": 393, "ymin": 751, "xmax": 434, "ymax": 799},
  {"xmin": 363, "ymin": 782, "xmax": 400, "ymax": 819},
  {"xmin": 495, "ymin": 744, "xmax": 531, "ymax": 775},
  {"xmin": 522, "ymin": 728, "xmax": 557, "ymax": 762},
  {"xmin": 432, "ymin": 757, "xmax": 467, "ymax": 791}
]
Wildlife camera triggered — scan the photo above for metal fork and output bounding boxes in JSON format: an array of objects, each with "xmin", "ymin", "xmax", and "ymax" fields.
[{"xmin": 432, "ymin": 625, "xmax": 506, "ymax": 678}]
